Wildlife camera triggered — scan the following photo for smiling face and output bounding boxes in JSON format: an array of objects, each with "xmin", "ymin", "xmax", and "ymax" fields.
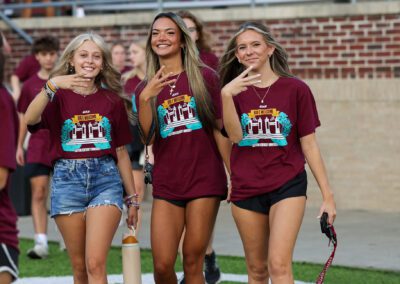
[
  {"xmin": 235, "ymin": 29, "xmax": 275, "ymax": 71},
  {"xmin": 151, "ymin": 17, "xmax": 183, "ymax": 59},
  {"xmin": 70, "ymin": 40, "xmax": 103, "ymax": 79}
]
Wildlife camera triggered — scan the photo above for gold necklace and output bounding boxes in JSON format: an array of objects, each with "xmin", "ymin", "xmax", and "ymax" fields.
[
  {"xmin": 251, "ymin": 84, "xmax": 272, "ymax": 104},
  {"xmin": 167, "ymin": 72, "xmax": 182, "ymax": 96}
]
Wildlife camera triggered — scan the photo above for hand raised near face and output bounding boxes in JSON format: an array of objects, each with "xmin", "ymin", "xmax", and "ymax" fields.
[
  {"xmin": 221, "ymin": 66, "xmax": 261, "ymax": 97},
  {"xmin": 140, "ymin": 66, "xmax": 177, "ymax": 102}
]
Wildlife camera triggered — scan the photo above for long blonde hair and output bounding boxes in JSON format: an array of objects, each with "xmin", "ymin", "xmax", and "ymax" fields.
[
  {"xmin": 145, "ymin": 12, "xmax": 217, "ymax": 134},
  {"xmin": 220, "ymin": 22, "xmax": 293, "ymax": 86},
  {"xmin": 51, "ymin": 32, "xmax": 122, "ymax": 94}
]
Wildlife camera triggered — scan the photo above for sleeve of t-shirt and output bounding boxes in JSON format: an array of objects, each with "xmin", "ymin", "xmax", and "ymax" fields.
[
  {"xmin": 113, "ymin": 98, "xmax": 133, "ymax": 148},
  {"xmin": 204, "ymin": 69, "xmax": 222, "ymax": 119},
  {"xmin": 0, "ymin": 96, "xmax": 17, "ymax": 170},
  {"xmin": 13, "ymin": 56, "xmax": 32, "ymax": 81},
  {"xmin": 296, "ymin": 82, "xmax": 321, "ymax": 138},
  {"xmin": 17, "ymin": 82, "xmax": 31, "ymax": 113}
]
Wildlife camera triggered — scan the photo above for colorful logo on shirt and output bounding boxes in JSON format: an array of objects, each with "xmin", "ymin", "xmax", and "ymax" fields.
[
  {"xmin": 239, "ymin": 108, "xmax": 292, "ymax": 147},
  {"xmin": 61, "ymin": 114, "xmax": 111, "ymax": 152},
  {"xmin": 157, "ymin": 94, "xmax": 202, "ymax": 138}
]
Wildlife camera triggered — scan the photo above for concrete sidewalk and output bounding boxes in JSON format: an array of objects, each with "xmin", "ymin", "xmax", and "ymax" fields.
[{"xmin": 17, "ymin": 201, "xmax": 400, "ymax": 272}]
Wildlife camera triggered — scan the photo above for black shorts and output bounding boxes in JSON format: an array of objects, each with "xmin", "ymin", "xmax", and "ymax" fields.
[
  {"xmin": 0, "ymin": 243, "xmax": 19, "ymax": 282},
  {"xmin": 233, "ymin": 170, "xmax": 307, "ymax": 215},
  {"xmin": 154, "ymin": 195, "xmax": 223, "ymax": 208},
  {"xmin": 24, "ymin": 163, "xmax": 51, "ymax": 179},
  {"xmin": 130, "ymin": 150, "xmax": 143, "ymax": 170}
]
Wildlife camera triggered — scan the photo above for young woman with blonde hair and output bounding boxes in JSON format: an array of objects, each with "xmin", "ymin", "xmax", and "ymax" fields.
[
  {"xmin": 25, "ymin": 32, "xmax": 138, "ymax": 283},
  {"xmin": 220, "ymin": 22, "xmax": 336, "ymax": 284}
]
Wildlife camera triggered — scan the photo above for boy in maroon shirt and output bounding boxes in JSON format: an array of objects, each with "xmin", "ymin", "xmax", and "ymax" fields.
[
  {"xmin": 0, "ymin": 39, "xmax": 19, "ymax": 284},
  {"xmin": 16, "ymin": 36, "xmax": 59, "ymax": 259}
]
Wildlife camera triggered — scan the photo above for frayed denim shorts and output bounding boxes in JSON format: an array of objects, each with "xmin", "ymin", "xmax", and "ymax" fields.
[{"xmin": 50, "ymin": 155, "xmax": 123, "ymax": 218}]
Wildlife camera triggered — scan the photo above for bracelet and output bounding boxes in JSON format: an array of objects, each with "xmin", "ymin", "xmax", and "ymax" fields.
[
  {"xmin": 43, "ymin": 80, "xmax": 58, "ymax": 102},
  {"xmin": 126, "ymin": 200, "xmax": 140, "ymax": 209},
  {"xmin": 124, "ymin": 193, "xmax": 139, "ymax": 202}
]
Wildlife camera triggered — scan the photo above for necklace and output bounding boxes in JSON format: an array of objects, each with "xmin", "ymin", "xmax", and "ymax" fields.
[
  {"xmin": 251, "ymin": 84, "xmax": 272, "ymax": 105},
  {"xmin": 167, "ymin": 72, "xmax": 182, "ymax": 96},
  {"xmin": 73, "ymin": 86, "xmax": 98, "ymax": 97}
]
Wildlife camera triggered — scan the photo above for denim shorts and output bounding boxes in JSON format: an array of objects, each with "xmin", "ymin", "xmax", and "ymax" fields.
[{"xmin": 50, "ymin": 156, "xmax": 123, "ymax": 217}]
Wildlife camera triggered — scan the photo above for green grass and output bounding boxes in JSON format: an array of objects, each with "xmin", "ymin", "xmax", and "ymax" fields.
[{"xmin": 20, "ymin": 239, "xmax": 400, "ymax": 283}]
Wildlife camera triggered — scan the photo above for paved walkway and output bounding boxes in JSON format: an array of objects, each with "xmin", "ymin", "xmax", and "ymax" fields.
[{"xmin": 17, "ymin": 201, "xmax": 400, "ymax": 272}]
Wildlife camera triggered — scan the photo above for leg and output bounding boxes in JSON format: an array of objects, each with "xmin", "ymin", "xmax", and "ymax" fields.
[
  {"xmin": 183, "ymin": 197, "xmax": 220, "ymax": 284},
  {"xmin": 30, "ymin": 175, "xmax": 49, "ymax": 235},
  {"xmin": 267, "ymin": 197, "xmax": 306, "ymax": 284},
  {"xmin": 27, "ymin": 175, "xmax": 50, "ymax": 258},
  {"xmin": 0, "ymin": 272, "xmax": 12, "ymax": 284},
  {"xmin": 151, "ymin": 199, "xmax": 185, "ymax": 284},
  {"xmin": 232, "ymin": 204, "xmax": 269, "ymax": 284},
  {"xmin": 55, "ymin": 212, "xmax": 88, "ymax": 284},
  {"xmin": 85, "ymin": 205, "xmax": 121, "ymax": 283}
]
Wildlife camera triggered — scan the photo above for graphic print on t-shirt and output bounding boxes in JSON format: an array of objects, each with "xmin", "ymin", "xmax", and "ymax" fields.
[
  {"xmin": 239, "ymin": 108, "xmax": 292, "ymax": 147},
  {"xmin": 61, "ymin": 113, "xmax": 111, "ymax": 152},
  {"xmin": 157, "ymin": 94, "xmax": 202, "ymax": 138}
]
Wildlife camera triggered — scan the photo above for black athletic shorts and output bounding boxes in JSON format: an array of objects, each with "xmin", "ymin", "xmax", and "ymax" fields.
[
  {"xmin": 233, "ymin": 170, "xmax": 307, "ymax": 215},
  {"xmin": 0, "ymin": 243, "xmax": 19, "ymax": 282},
  {"xmin": 24, "ymin": 163, "xmax": 51, "ymax": 179}
]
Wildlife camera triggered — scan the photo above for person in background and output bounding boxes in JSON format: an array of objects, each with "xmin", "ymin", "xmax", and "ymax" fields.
[
  {"xmin": 219, "ymin": 22, "xmax": 336, "ymax": 283},
  {"xmin": 0, "ymin": 32, "xmax": 12, "ymax": 55},
  {"xmin": 136, "ymin": 12, "xmax": 231, "ymax": 284},
  {"xmin": 177, "ymin": 10, "xmax": 219, "ymax": 71},
  {"xmin": 16, "ymin": 36, "xmax": 59, "ymax": 259},
  {"xmin": 10, "ymin": 44, "xmax": 40, "ymax": 103},
  {"xmin": 0, "ymin": 35, "xmax": 20, "ymax": 284},
  {"xmin": 111, "ymin": 41, "xmax": 131, "ymax": 74},
  {"xmin": 176, "ymin": 9, "xmax": 222, "ymax": 284},
  {"xmin": 122, "ymin": 40, "xmax": 149, "ymax": 234},
  {"xmin": 24, "ymin": 32, "xmax": 138, "ymax": 283}
]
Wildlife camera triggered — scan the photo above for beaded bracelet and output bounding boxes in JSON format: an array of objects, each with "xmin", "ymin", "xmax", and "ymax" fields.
[
  {"xmin": 43, "ymin": 79, "xmax": 59, "ymax": 102},
  {"xmin": 126, "ymin": 200, "xmax": 140, "ymax": 209},
  {"xmin": 124, "ymin": 193, "xmax": 139, "ymax": 202}
]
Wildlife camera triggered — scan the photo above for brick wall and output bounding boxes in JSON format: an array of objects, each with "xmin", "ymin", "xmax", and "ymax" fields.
[{"xmin": 2, "ymin": 2, "xmax": 400, "ymax": 81}]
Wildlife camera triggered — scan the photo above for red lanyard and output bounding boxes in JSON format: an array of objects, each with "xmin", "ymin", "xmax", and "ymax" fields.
[{"xmin": 316, "ymin": 225, "xmax": 337, "ymax": 284}]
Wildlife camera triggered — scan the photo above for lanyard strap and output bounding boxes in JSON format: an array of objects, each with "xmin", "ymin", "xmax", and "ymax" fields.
[{"xmin": 316, "ymin": 226, "xmax": 337, "ymax": 284}]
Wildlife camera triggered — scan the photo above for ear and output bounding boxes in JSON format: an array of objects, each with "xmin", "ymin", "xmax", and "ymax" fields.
[
  {"xmin": 268, "ymin": 45, "xmax": 276, "ymax": 57},
  {"xmin": 234, "ymin": 51, "xmax": 241, "ymax": 64}
]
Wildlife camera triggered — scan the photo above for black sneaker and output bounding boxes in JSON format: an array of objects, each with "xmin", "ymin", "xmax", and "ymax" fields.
[{"xmin": 204, "ymin": 250, "xmax": 221, "ymax": 284}]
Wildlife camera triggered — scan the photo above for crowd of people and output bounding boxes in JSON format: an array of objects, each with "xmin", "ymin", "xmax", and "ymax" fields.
[{"xmin": 0, "ymin": 10, "xmax": 336, "ymax": 284}]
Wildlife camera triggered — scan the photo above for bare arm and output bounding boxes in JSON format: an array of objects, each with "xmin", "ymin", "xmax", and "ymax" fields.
[
  {"xmin": 0, "ymin": 167, "xmax": 8, "ymax": 190},
  {"xmin": 300, "ymin": 132, "xmax": 336, "ymax": 224},
  {"xmin": 10, "ymin": 75, "xmax": 21, "ymax": 104},
  {"xmin": 25, "ymin": 74, "xmax": 91, "ymax": 125},
  {"xmin": 213, "ymin": 123, "xmax": 232, "ymax": 174},
  {"xmin": 221, "ymin": 66, "xmax": 261, "ymax": 143},
  {"xmin": 16, "ymin": 113, "xmax": 27, "ymax": 165},
  {"xmin": 116, "ymin": 146, "xmax": 138, "ymax": 228}
]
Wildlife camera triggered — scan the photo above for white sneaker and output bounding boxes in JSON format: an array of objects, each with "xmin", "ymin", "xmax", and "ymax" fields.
[{"xmin": 27, "ymin": 244, "xmax": 49, "ymax": 259}]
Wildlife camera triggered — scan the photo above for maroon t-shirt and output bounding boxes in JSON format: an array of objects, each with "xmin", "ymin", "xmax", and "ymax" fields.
[
  {"xmin": 199, "ymin": 50, "xmax": 219, "ymax": 71},
  {"xmin": 17, "ymin": 73, "xmax": 51, "ymax": 167},
  {"xmin": 136, "ymin": 68, "xmax": 227, "ymax": 200},
  {"xmin": 229, "ymin": 77, "xmax": 320, "ymax": 201},
  {"xmin": 0, "ymin": 85, "xmax": 19, "ymax": 251},
  {"xmin": 123, "ymin": 75, "xmax": 142, "ymax": 97},
  {"xmin": 121, "ymin": 65, "xmax": 132, "ymax": 74},
  {"xmin": 28, "ymin": 88, "xmax": 132, "ymax": 164},
  {"xmin": 14, "ymin": 54, "xmax": 40, "ymax": 82}
]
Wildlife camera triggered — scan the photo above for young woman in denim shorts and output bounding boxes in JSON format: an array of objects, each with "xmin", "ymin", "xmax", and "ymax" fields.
[
  {"xmin": 135, "ymin": 12, "xmax": 231, "ymax": 283},
  {"xmin": 25, "ymin": 33, "xmax": 138, "ymax": 283},
  {"xmin": 219, "ymin": 22, "xmax": 337, "ymax": 283}
]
